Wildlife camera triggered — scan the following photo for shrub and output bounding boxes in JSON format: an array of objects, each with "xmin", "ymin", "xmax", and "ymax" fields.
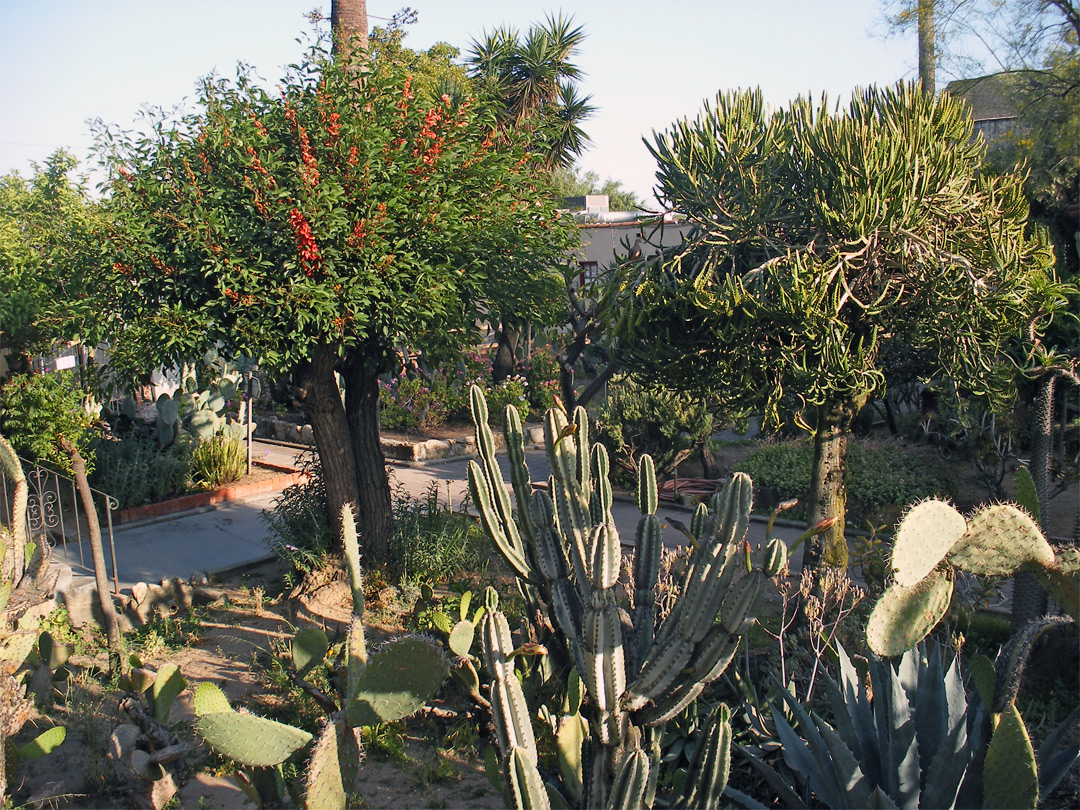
[
  {"xmin": 484, "ymin": 375, "xmax": 530, "ymax": 425},
  {"xmin": 389, "ymin": 484, "xmax": 489, "ymax": 583},
  {"xmin": 89, "ymin": 433, "xmax": 190, "ymax": 509},
  {"xmin": 594, "ymin": 374, "xmax": 713, "ymax": 482},
  {"xmin": 262, "ymin": 453, "xmax": 333, "ymax": 576},
  {"xmin": 0, "ymin": 371, "xmax": 96, "ymax": 474},
  {"xmin": 379, "ymin": 374, "xmax": 448, "ymax": 433},
  {"xmin": 524, "ymin": 347, "xmax": 561, "ymax": 412},
  {"xmin": 733, "ymin": 437, "xmax": 954, "ymax": 524},
  {"xmin": 188, "ymin": 434, "xmax": 246, "ymax": 489}
]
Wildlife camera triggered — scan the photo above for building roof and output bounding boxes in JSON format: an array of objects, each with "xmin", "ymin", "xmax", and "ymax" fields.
[{"xmin": 945, "ymin": 72, "xmax": 1032, "ymax": 122}]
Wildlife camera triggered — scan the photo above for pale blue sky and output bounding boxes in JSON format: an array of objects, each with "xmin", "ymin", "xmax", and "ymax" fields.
[{"xmin": 1, "ymin": 0, "xmax": 926, "ymax": 205}]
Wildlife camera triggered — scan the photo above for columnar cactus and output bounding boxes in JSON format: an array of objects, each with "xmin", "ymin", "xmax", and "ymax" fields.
[{"xmin": 467, "ymin": 385, "xmax": 785, "ymax": 809}]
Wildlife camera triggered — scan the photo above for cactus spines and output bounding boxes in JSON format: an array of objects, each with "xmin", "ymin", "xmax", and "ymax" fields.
[
  {"xmin": 588, "ymin": 524, "xmax": 621, "ymax": 591},
  {"xmin": 890, "ymin": 498, "xmax": 967, "ymax": 586},
  {"xmin": 866, "ymin": 570, "xmax": 954, "ymax": 657},
  {"xmin": 583, "ymin": 604, "xmax": 626, "ymax": 744},
  {"xmin": 637, "ymin": 454, "xmax": 658, "ymax": 516},
  {"xmin": 1035, "ymin": 547, "xmax": 1079, "ymax": 621},
  {"xmin": 469, "ymin": 460, "xmax": 534, "ymax": 581},
  {"xmin": 192, "ymin": 682, "xmax": 232, "ymax": 715},
  {"xmin": 720, "ymin": 571, "xmax": 765, "ymax": 636},
  {"xmin": 948, "ymin": 504, "xmax": 1055, "ymax": 576}
]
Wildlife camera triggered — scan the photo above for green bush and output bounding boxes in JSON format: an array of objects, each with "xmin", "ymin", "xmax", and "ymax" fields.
[
  {"xmin": 188, "ymin": 434, "xmax": 246, "ymax": 489},
  {"xmin": 594, "ymin": 374, "xmax": 713, "ymax": 482},
  {"xmin": 262, "ymin": 453, "xmax": 333, "ymax": 577},
  {"xmin": 0, "ymin": 371, "xmax": 96, "ymax": 474},
  {"xmin": 524, "ymin": 347, "xmax": 560, "ymax": 412},
  {"xmin": 89, "ymin": 433, "xmax": 190, "ymax": 509},
  {"xmin": 733, "ymin": 438, "xmax": 954, "ymax": 524},
  {"xmin": 390, "ymin": 484, "xmax": 489, "ymax": 583},
  {"xmin": 484, "ymin": 375, "xmax": 530, "ymax": 425}
]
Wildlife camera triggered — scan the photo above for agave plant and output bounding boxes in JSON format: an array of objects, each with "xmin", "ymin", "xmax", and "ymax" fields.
[{"xmin": 737, "ymin": 643, "xmax": 983, "ymax": 809}]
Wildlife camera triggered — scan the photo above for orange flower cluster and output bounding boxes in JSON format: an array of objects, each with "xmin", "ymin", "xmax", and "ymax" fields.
[{"xmin": 288, "ymin": 209, "xmax": 322, "ymax": 278}]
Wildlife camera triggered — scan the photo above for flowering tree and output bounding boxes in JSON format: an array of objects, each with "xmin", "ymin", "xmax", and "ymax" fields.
[{"xmin": 97, "ymin": 38, "xmax": 576, "ymax": 559}]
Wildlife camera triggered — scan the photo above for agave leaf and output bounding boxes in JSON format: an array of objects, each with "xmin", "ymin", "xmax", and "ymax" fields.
[
  {"xmin": 1037, "ymin": 706, "xmax": 1080, "ymax": 799},
  {"xmin": 812, "ymin": 712, "xmax": 871, "ymax": 808},
  {"xmin": 735, "ymin": 746, "xmax": 808, "ymax": 809},
  {"xmin": 920, "ymin": 703, "xmax": 976, "ymax": 810},
  {"xmin": 773, "ymin": 689, "xmax": 845, "ymax": 808},
  {"xmin": 914, "ymin": 645, "xmax": 948, "ymax": 774}
]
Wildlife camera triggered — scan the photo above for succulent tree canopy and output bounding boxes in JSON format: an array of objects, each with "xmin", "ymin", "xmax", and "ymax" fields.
[{"xmin": 611, "ymin": 81, "xmax": 1070, "ymax": 570}]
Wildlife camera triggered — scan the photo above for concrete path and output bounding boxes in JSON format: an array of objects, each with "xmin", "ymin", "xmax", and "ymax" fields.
[{"xmin": 56, "ymin": 439, "xmax": 810, "ymax": 592}]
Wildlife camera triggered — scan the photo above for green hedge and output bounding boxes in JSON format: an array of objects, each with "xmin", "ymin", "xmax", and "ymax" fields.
[{"xmin": 733, "ymin": 438, "xmax": 954, "ymax": 526}]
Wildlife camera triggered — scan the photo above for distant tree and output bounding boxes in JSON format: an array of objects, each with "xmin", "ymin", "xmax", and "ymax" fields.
[
  {"xmin": 551, "ymin": 164, "xmax": 643, "ymax": 211},
  {"xmin": 467, "ymin": 15, "xmax": 596, "ymax": 382},
  {"xmin": 96, "ymin": 37, "xmax": 576, "ymax": 561},
  {"xmin": 0, "ymin": 151, "xmax": 107, "ymax": 381},
  {"xmin": 610, "ymin": 83, "xmax": 1071, "ymax": 573}
]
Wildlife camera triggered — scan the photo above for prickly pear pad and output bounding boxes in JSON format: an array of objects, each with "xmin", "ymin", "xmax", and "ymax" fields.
[
  {"xmin": 346, "ymin": 635, "xmax": 449, "ymax": 727},
  {"xmin": 890, "ymin": 499, "xmax": 966, "ymax": 586},
  {"xmin": 948, "ymin": 504, "xmax": 1055, "ymax": 577},
  {"xmin": 866, "ymin": 570, "xmax": 953, "ymax": 657}
]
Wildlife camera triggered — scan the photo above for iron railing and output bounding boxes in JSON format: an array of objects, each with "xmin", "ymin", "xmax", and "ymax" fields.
[{"xmin": 0, "ymin": 456, "xmax": 120, "ymax": 594}]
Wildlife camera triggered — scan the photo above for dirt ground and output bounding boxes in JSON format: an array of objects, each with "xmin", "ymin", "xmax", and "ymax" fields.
[{"xmin": 12, "ymin": 560, "xmax": 503, "ymax": 810}]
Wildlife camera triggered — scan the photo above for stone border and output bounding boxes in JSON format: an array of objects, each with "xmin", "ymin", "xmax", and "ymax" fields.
[
  {"xmin": 257, "ymin": 415, "xmax": 545, "ymax": 462},
  {"xmin": 114, "ymin": 469, "xmax": 308, "ymax": 525}
]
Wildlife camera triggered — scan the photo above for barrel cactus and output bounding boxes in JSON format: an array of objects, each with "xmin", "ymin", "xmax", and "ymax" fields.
[{"xmin": 467, "ymin": 385, "xmax": 785, "ymax": 809}]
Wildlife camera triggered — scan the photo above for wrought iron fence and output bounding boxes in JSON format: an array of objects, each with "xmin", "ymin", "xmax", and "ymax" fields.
[{"xmin": 0, "ymin": 455, "xmax": 120, "ymax": 594}]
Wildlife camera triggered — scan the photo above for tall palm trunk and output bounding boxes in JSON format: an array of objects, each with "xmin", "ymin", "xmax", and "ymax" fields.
[{"xmin": 331, "ymin": 0, "xmax": 368, "ymax": 61}]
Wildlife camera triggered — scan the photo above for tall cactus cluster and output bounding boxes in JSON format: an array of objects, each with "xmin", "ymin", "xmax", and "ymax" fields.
[
  {"xmin": 192, "ymin": 504, "xmax": 449, "ymax": 809},
  {"xmin": 867, "ymin": 498, "xmax": 1077, "ymax": 657},
  {"xmin": 467, "ymin": 385, "xmax": 785, "ymax": 809}
]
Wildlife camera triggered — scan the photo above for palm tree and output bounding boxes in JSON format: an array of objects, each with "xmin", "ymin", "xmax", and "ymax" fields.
[
  {"xmin": 467, "ymin": 15, "xmax": 595, "ymax": 380},
  {"xmin": 467, "ymin": 14, "xmax": 594, "ymax": 171}
]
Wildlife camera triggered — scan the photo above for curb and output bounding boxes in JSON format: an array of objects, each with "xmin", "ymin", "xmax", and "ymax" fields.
[{"xmin": 114, "ymin": 468, "xmax": 308, "ymax": 525}]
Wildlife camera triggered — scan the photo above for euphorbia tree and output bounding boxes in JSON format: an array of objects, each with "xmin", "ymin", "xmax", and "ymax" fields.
[
  {"xmin": 97, "ymin": 37, "xmax": 576, "ymax": 560},
  {"xmin": 610, "ymin": 82, "xmax": 1071, "ymax": 571}
]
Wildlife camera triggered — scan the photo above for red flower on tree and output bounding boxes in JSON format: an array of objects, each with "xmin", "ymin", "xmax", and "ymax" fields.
[{"xmin": 288, "ymin": 208, "xmax": 322, "ymax": 277}]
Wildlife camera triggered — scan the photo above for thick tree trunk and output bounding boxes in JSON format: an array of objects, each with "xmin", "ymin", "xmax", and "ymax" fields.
[
  {"xmin": 331, "ymin": 0, "xmax": 368, "ymax": 62},
  {"xmin": 61, "ymin": 438, "xmax": 122, "ymax": 671},
  {"xmin": 294, "ymin": 345, "xmax": 360, "ymax": 543},
  {"xmin": 342, "ymin": 356, "xmax": 393, "ymax": 562},
  {"xmin": 1012, "ymin": 372, "xmax": 1054, "ymax": 630},
  {"xmin": 803, "ymin": 399, "xmax": 860, "ymax": 572},
  {"xmin": 918, "ymin": 0, "xmax": 936, "ymax": 94},
  {"xmin": 492, "ymin": 321, "xmax": 521, "ymax": 383}
]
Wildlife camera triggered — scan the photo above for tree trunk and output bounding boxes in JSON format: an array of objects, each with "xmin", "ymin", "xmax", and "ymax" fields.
[
  {"xmin": 492, "ymin": 321, "xmax": 521, "ymax": 383},
  {"xmin": 293, "ymin": 345, "xmax": 359, "ymax": 544},
  {"xmin": 60, "ymin": 437, "xmax": 122, "ymax": 671},
  {"xmin": 803, "ymin": 399, "xmax": 860, "ymax": 572},
  {"xmin": 342, "ymin": 355, "xmax": 393, "ymax": 562},
  {"xmin": 1012, "ymin": 372, "xmax": 1054, "ymax": 630},
  {"xmin": 331, "ymin": 0, "xmax": 368, "ymax": 62},
  {"xmin": 918, "ymin": 0, "xmax": 936, "ymax": 94}
]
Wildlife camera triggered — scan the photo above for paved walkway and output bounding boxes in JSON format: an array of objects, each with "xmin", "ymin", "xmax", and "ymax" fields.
[{"xmin": 54, "ymin": 439, "xmax": 810, "ymax": 592}]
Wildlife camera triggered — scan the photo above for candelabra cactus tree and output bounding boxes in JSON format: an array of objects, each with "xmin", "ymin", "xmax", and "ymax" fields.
[{"xmin": 467, "ymin": 385, "xmax": 786, "ymax": 808}]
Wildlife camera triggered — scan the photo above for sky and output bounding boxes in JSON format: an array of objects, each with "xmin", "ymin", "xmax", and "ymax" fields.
[{"xmin": 0, "ymin": 0, "xmax": 925, "ymax": 207}]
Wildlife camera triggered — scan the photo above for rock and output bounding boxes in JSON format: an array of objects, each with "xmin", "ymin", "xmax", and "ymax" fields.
[
  {"xmin": 189, "ymin": 571, "xmax": 209, "ymax": 586},
  {"xmin": 107, "ymin": 723, "xmax": 142, "ymax": 770},
  {"xmin": 300, "ymin": 424, "xmax": 315, "ymax": 445}
]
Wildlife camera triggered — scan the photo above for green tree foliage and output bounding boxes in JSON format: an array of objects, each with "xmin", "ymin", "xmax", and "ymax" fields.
[
  {"xmin": 610, "ymin": 82, "xmax": 1071, "ymax": 571},
  {"xmin": 96, "ymin": 35, "xmax": 577, "ymax": 560},
  {"xmin": 551, "ymin": 164, "xmax": 643, "ymax": 211},
  {"xmin": 0, "ymin": 151, "xmax": 108, "ymax": 379}
]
